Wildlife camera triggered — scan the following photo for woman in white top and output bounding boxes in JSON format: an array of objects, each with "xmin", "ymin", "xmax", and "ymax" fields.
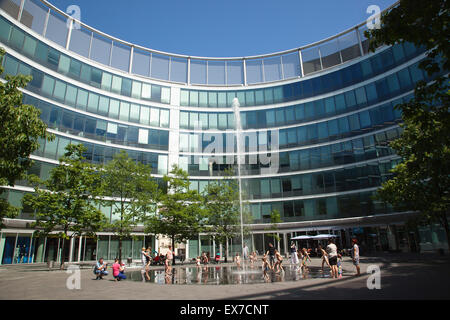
[
  {"xmin": 290, "ymin": 242, "xmax": 299, "ymax": 265},
  {"xmin": 326, "ymin": 239, "xmax": 338, "ymax": 278}
]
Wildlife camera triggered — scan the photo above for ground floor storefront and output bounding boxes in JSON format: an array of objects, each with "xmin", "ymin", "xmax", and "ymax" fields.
[
  {"xmin": 1, "ymin": 219, "xmax": 447, "ymax": 265},
  {"xmin": 0, "ymin": 232, "xmax": 157, "ymax": 265}
]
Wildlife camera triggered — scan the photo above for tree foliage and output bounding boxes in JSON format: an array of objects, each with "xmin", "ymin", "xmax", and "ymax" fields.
[
  {"xmin": 203, "ymin": 169, "xmax": 242, "ymax": 262},
  {"xmin": 23, "ymin": 144, "xmax": 106, "ymax": 268},
  {"xmin": 100, "ymin": 150, "xmax": 159, "ymax": 262},
  {"xmin": 366, "ymin": 0, "xmax": 450, "ymax": 248},
  {"xmin": 0, "ymin": 48, "xmax": 53, "ymax": 228},
  {"xmin": 144, "ymin": 165, "xmax": 206, "ymax": 265},
  {"xmin": 265, "ymin": 210, "xmax": 282, "ymax": 243}
]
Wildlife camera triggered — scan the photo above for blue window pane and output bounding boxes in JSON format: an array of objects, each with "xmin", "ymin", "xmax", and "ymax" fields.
[
  {"xmin": 275, "ymin": 109, "xmax": 285, "ymax": 125},
  {"xmin": 345, "ymin": 90, "xmax": 357, "ymax": 109},
  {"xmin": 295, "ymin": 104, "xmax": 305, "ymax": 120},
  {"xmin": 264, "ymin": 88, "xmax": 274, "ymax": 104},
  {"xmin": 386, "ymin": 73, "xmax": 400, "ymax": 94},
  {"xmin": 380, "ymin": 48, "xmax": 394, "ymax": 70},
  {"xmin": 297, "ymin": 126, "xmax": 307, "ymax": 144},
  {"xmin": 292, "ymin": 83, "xmax": 302, "ymax": 98},
  {"xmin": 318, "ymin": 122, "xmax": 328, "ymax": 140},
  {"xmin": 392, "ymin": 44, "xmax": 405, "ymax": 63},
  {"xmin": 266, "ymin": 110, "xmax": 275, "ymax": 126},
  {"xmin": 397, "ymin": 69, "xmax": 412, "ymax": 89},
  {"xmin": 365, "ymin": 83, "xmax": 378, "ymax": 103},
  {"xmin": 338, "ymin": 117, "xmax": 349, "ymax": 134},
  {"xmin": 287, "ymin": 128, "xmax": 297, "ymax": 145},
  {"xmin": 302, "ymin": 80, "xmax": 313, "ymax": 98},
  {"xmin": 335, "ymin": 94, "xmax": 346, "ymax": 111},
  {"xmin": 370, "ymin": 106, "xmax": 384, "ymax": 126},
  {"xmin": 375, "ymin": 78, "xmax": 389, "ymax": 98},
  {"xmin": 324, "ymin": 97, "xmax": 335, "ymax": 114},
  {"xmin": 255, "ymin": 90, "xmax": 264, "ymax": 105},
  {"xmin": 279, "ymin": 131, "xmax": 287, "ymax": 147},
  {"xmin": 354, "ymin": 87, "xmax": 367, "ymax": 106},
  {"xmin": 349, "ymin": 63, "xmax": 363, "ymax": 83},
  {"xmin": 381, "ymin": 104, "xmax": 394, "ymax": 123},
  {"xmin": 314, "ymin": 99, "xmax": 325, "ymax": 116},
  {"xmin": 312, "ymin": 76, "xmax": 323, "ymax": 95},
  {"xmin": 360, "ymin": 59, "xmax": 372, "ymax": 78},
  {"xmin": 307, "ymin": 124, "xmax": 318, "ymax": 141},
  {"xmin": 359, "ymin": 110, "xmax": 371, "ymax": 128},
  {"xmin": 348, "ymin": 114, "xmax": 360, "ymax": 132},
  {"xmin": 305, "ymin": 102, "xmax": 314, "ymax": 119},
  {"xmin": 409, "ymin": 63, "xmax": 424, "ymax": 83},
  {"xmin": 285, "ymin": 107, "xmax": 295, "ymax": 123},
  {"xmin": 328, "ymin": 119, "xmax": 338, "ymax": 136}
]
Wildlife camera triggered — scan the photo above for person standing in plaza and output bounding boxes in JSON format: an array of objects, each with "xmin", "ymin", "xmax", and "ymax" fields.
[
  {"xmin": 266, "ymin": 243, "xmax": 276, "ymax": 269},
  {"xmin": 243, "ymin": 243, "xmax": 249, "ymax": 261},
  {"xmin": 326, "ymin": 238, "xmax": 338, "ymax": 278},
  {"xmin": 290, "ymin": 242, "xmax": 299, "ymax": 266},
  {"xmin": 141, "ymin": 247, "xmax": 151, "ymax": 281},
  {"xmin": 165, "ymin": 245, "xmax": 174, "ymax": 275},
  {"xmin": 352, "ymin": 238, "xmax": 361, "ymax": 276}
]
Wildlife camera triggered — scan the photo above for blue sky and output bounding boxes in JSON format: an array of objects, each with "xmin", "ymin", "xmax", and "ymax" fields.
[{"xmin": 50, "ymin": 0, "xmax": 397, "ymax": 57}]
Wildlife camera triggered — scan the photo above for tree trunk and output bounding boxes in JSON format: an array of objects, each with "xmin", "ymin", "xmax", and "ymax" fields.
[
  {"xmin": 172, "ymin": 236, "xmax": 176, "ymax": 266},
  {"xmin": 60, "ymin": 237, "xmax": 66, "ymax": 270},
  {"xmin": 224, "ymin": 237, "xmax": 228, "ymax": 263}
]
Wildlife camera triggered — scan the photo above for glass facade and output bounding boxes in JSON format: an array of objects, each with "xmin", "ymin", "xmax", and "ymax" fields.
[{"xmin": 0, "ymin": 0, "xmax": 446, "ymax": 264}]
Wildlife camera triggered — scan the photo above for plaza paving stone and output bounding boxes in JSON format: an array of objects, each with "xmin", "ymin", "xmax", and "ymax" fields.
[{"xmin": 0, "ymin": 254, "xmax": 449, "ymax": 300}]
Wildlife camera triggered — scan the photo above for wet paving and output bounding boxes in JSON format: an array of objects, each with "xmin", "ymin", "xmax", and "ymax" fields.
[{"xmin": 128, "ymin": 264, "xmax": 332, "ymax": 285}]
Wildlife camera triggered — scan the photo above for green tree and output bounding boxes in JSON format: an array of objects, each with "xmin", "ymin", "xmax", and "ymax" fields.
[
  {"xmin": 265, "ymin": 209, "xmax": 282, "ymax": 244},
  {"xmin": 144, "ymin": 165, "xmax": 206, "ymax": 265},
  {"xmin": 23, "ymin": 144, "xmax": 106, "ymax": 269},
  {"xmin": 100, "ymin": 150, "xmax": 159, "ymax": 263},
  {"xmin": 203, "ymin": 170, "xmax": 241, "ymax": 262},
  {"xmin": 367, "ymin": 0, "xmax": 450, "ymax": 249},
  {"xmin": 0, "ymin": 48, "xmax": 53, "ymax": 228}
]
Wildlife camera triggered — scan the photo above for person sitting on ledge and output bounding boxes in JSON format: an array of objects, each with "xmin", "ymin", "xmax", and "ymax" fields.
[
  {"xmin": 94, "ymin": 257, "xmax": 108, "ymax": 280},
  {"xmin": 112, "ymin": 258, "xmax": 127, "ymax": 282}
]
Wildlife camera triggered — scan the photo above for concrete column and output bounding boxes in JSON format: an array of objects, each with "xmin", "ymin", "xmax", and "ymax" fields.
[
  {"xmin": 78, "ymin": 236, "xmax": 83, "ymax": 262},
  {"xmin": 251, "ymin": 234, "xmax": 255, "ymax": 254},
  {"xmin": 27, "ymin": 236, "xmax": 33, "ymax": 263},
  {"xmin": 387, "ymin": 225, "xmax": 398, "ymax": 251},
  {"xmin": 283, "ymin": 233, "xmax": 288, "ymax": 256},
  {"xmin": 168, "ymin": 87, "xmax": 180, "ymax": 173},
  {"xmin": 68, "ymin": 237, "xmax": 74, "ymax": 263},
  {"xmin": 35, "ymin": 237, "xmax": 45, "ymax": 263},
  {"xmin": 0, "ymin": 232, "xmax": 4, "ymax": 265},
  {"xmin": 345, "ymin": 229, "xmax": 351, "ymax": 248}
]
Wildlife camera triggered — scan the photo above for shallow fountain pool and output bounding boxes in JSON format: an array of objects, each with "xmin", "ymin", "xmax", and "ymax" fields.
[{"xmin": 127, "ymin": 265, "xmax": 332, "ymax": 285}]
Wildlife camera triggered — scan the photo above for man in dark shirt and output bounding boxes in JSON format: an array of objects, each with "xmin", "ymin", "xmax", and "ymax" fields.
[{"xmin": 266, "ymin": 243, "xmax": 276, "ymax": 269}]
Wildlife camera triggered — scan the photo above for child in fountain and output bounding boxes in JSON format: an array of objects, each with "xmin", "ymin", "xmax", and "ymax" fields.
[
  {"xmin": 301, "ymin": 248, "xmax": 311, "ymax": 272},
  {"xmin": 274, "ymin": 250, "xmax": 284, "ymax": 273},
  {"xmin": 234, "ymin": 252, "xmax": 241, "ymax": 268},
  {"xmin": 262, "ymin": 253, "xmax": 271, "ymax": 271},
  {"xmin": 196, "ymin": 256, "xmax": 201, "ymax": 267}
]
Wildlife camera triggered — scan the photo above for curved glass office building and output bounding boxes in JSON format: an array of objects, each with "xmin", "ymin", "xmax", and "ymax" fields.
[{"xmin": 0, "ymin": 0, "xmax": 447, "ymax": 264}]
